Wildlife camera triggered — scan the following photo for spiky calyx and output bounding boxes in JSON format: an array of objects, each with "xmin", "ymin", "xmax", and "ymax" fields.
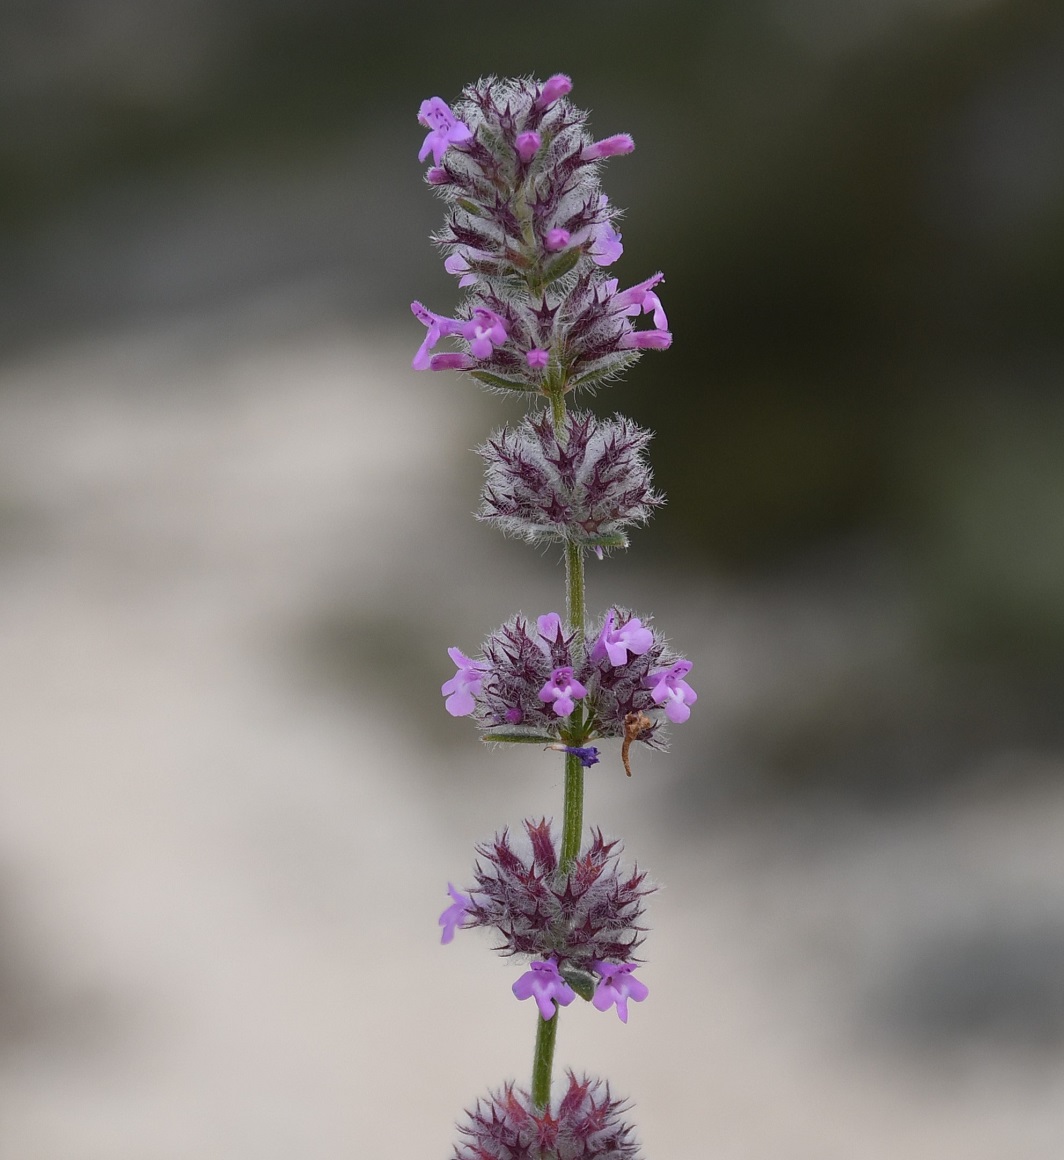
[
  {"xmin": 453, "ymin": 1072, "xmax": 643, "ymax": 1160},
  {"xmin": 464, "ymin": 820, "xmax": 652, "ymax": 970},
  {"xmin": 478, "ymin": 410, "xmax": 663, "ymax": 551},
  {"xmin": 447, "ymin": 609, "xmax": 689, "ymax": 747}
]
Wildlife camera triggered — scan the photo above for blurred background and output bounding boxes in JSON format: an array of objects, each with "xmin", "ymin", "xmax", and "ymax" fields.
[{"xmin": 1, "ymin": 1, "xmax": 1063, "ymax": 1156}]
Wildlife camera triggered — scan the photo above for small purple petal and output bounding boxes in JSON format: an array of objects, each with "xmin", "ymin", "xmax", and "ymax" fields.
[
  {"xmin": 536, "ymin": 74, "xmax": 573, "ymax": 110},
  {"xmin": 526, "ymin": 348, "xmax": 550, "ymax": 369},
  {"xmin": 581, "ymin": 133, "xmax": 635, "ymax": 161},
  {"xmin": 439, "ymin": 883, "xmax": 472, "ymax": 944},
  {"xmin": 418, "ymin": 96, "xmax": 473, "ymax": 167},
  {"xmin": 516, "ymin": 130, "xmax": 541, "ymax": 163},
  {"xmin": 545, "ymin": 228, "xmax": 571, "ymax": 251}
]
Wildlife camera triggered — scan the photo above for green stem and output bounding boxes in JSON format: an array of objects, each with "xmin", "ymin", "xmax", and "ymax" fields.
[
  {"xmin": 531, "ymin": 1009, "xmax": 559, "ymax": 1110},
  {"xmin": 560, "ymin": 749, "xmax": 584, "ymax": 869}
]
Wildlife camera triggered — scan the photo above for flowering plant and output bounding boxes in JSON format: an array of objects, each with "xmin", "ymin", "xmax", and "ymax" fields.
[{"xmin": 412, "ymin": 75, "xmax": 693, "ymax": 1159}]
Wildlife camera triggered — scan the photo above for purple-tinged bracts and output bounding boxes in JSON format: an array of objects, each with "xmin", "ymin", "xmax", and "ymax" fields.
[
  {"xmin": 453, "ymin": 1072, "xmax": 642, "ymax": 1160},
  {"xmin": 478, "ymin": 410, "xmax": 663, "ymax": 551},
  {"xmin": 463, "ymin": 820, "xmax": 652, "ymax": 970}
]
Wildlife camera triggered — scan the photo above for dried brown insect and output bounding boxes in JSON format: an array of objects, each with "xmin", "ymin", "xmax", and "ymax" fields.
[{"xmin": 620, "ymin": 711, "xmax": 653, "ymax": 777}]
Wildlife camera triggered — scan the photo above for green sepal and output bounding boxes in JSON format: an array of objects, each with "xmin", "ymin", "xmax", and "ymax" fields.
[
  {"xmin": 576, "ymin": 532, "xmax": 629, "ymax": 552},
  {"xmin": 560, "ymin": 967, "xmax": 597, "ymax": 1002},
  {"xmin": 469, "ymin": 370, "xmax": 537, "ymax": 392},
  {"xmin": 481, "ymin": 732, "xmax": 556, "ymax": 745},
  {"xmin": 538, "ymin": 248, "xmax": 583, "ymax": 287},
  {"xmin": 456, "ymin": 197, "xmax": 485, "ymax": 217}
]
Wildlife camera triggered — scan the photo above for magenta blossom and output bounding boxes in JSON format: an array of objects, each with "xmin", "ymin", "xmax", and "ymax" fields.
[
  {"xmin": 535, "ymin": 73, "xmax": 573, "ymax": 110},
  {"xmin": 411, "ymin": 300, "xmax": 461, "ymax": 370},
  {"xmin": 516, "ymin": 131, "xmax": 541, "ymax": 163},
  {"xmin": 592, "ymin": 609, "xmax": 654, "ymax": 666},
  {"xmin": 417, "ymin": 97, "xmax": 473, "ymax": 167},
  {"xmin": 644, "ymin": 659, "xmax": 697, "ymax": 723},
  {"xmin": 589, "ymin": 223, "xmax": 623, "ymax": 267},
  {"xmin": 545, "ymin": 227, "xmax": 571, "ymax": 251},
  {"xmin": 619, "ymin": 329, "xmax": 672, "ymax": 350},
  {"xmin": 444, "ymin": 252, "xmax": 478, "ymax": 287},
  {"xmin": 537, "ymin": 612, "xmax": 564, "ymax": 643},
  {"xmin": 512, "ymin": 957, "xmax": 576, "ymax": 1020},
  {"xmin": 581, "ymin": 133, "xmax": 634, "ymax": 161},
  {"xmin": 442, "ymin": 647, "xmax": 488, "ymax": 717},
  {"xmin": 526, "ymin": 347, "xmax": 550, "ymax": 369},
  {"xmin": 461, "ymin": 307, "xmax": 508, "ymax": 359},
  {"xmin": 612, "ymin": 272, "xmax": 669, "ymax": 329},
  {"xmin": 538, "ymin": 666, "xmax": 588, "ymax": 717},
  {"xmin": 439, "ymin": 883, "xmax": 472, "ymax": 944},
  {"xmin": 591, "ymin": 961, "xmax": 649, "ymax": 1023},
  {"xmin": 428, "ymin": 352, "xmax": 475, "ymax": 371}
]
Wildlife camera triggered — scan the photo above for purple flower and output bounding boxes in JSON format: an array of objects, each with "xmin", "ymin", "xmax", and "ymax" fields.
[
  {"xmin": 544, "ymin": 228, "xmax": 571, "ymax": 251},
  {"xmin": 589, "ymin": 223, "xmax": 623, "ymax": 267},
  {"xmin": 444, "ymin": 252, "xmax": 478, "ymax": 287},
  {"xmin": 526, "ymin": 347, "xmax": 549, "ymax": 369},
  {"xmin": 411, "ymin": 300, "xmax": 460, "ymax": 370},
  {"xmin": 512, "ymin": 957, "xmax": 576, "ymax": 1020},
  {"xmin": 592, "ymin": 609, "xmax": 654, "ymax": 666},
  {"xmin": 612, "ymin": 272, "xmax": 669, "ymax": 329},
  {"xmin": 591, "ymin": 961, "xmax": 649, "ymax": 1023},
  {"xmin": 581, "ymin": 133, "xmax": 635, "ymax": 161},
  {"xmin": 537, "ymin": 612, "xmax": 564, "ymax": 643},
  {"xmin": 535, "ymin": 73, "xmax": 573, "ymax": 111},
  {"xmin": 417, "ymin": 96, "xmax": 473, "ymax": 166},
  {"xmin": 619, "ymin": 329, "xmax": 672, "ymax": 350},
  {"xmin": 516, "ymin": 130, "xmax": 541, "ymax": 163},
  {"xmin": 538, "ymin": 666, "xmax": 588, "ymax": 717},
  {"xmin": 425, "ymin": 166, "xmax": 451, "ymax": 186},
  {"xmin": 442, "ymin": 647, "xmax": 488, "ymax": 717},
  {"xmin": 644, "ymin": 659, "xmax": 697, "ymax": 723},
  {"xmin": 460, "ymin": 307, "xmax": 508, "ymax": 359},
  {"xmin": 439, "ymin": 883, "xmax": 472, "ymax": 944},
  {"xmin": 565, "ymin": 745, "xmax": 600, "ymax": 768},
  {"xmin": 428, "ymin": 352, "xmax": 476, "ymax": 371}
]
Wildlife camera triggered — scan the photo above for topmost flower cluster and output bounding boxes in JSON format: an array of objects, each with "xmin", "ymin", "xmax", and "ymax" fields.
[{"xmin": 411, "ymin": 75, "xmax": 671, "ymax": 393}]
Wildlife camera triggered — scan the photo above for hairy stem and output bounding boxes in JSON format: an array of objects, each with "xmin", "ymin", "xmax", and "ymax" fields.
[
  {"xmin": 531, "ymin": 380, "xmax": 589, "ymax": 1111},
  {"xmin": 531, "ymin": 1009, "xmax": 559, "ymax": 1110}
]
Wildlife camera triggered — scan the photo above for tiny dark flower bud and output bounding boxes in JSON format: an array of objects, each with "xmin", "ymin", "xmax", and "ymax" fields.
[{"xmin": 453, "ymin": 1072, "xmax": 642, "ymax": 1160}]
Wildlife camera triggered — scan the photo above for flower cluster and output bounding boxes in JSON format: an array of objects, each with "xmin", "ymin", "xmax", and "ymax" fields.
[
  {"xmin": 410, "ymin": 76, "xmax": 671, "ymax": 392},
  {"xmin": 478, "ymin": 409, "xmax": 663, "ymax": 551},
  {"xmin": 442, "ymin": 608, "xmax": 695, "ymax": 743},
  {"xmin": 460, "ymin": 819, "xmax": 652, "ymax": 970},
  {"xmin": 453, "ymin": 1072, "xmax": 642, "ymax": 1160}
]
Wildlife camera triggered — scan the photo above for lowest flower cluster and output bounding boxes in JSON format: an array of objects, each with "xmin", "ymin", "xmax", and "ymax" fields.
[{"xmin": 413, "ymin": 73, "xmax": 693, "ymax": 1158}]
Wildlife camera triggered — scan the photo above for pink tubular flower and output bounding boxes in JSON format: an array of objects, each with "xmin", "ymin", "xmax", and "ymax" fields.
[
  {"xmin": 417, "ymin": 96, "xmax": 473, "ymax": 166},
  {"xmin": 545, "ymin": 228, "xmax": 571, "ymax": 251},
  {"xmin": 592, "ymin": 610, "xmax": 654, "ymax": 666},
  {"xmin": 439, "ymin": 883, "xmax": 472, "ymax": 944},
  {"xmin": 425, "ymin": 166, "xmax": 451, "ymax": 185},
  {"xmin": 535, "ymin": 73, "xmax": 573, "ymax": 110},
  {"xmin": 581, "ymin": 133, "xmax": 635, "ymax": 161},
  {"xmin": 591, "ymin": 961, "xmax": 649, "ymax": 1023},
  {"xmin": 411, "ymin": 300, "xmax": 461, "ymax": 370},
  {"xmin": 526, "ymin": 347, "xmax": 549, "ymax": 369},
  {"xmin": 516, "ymin": 131, "xmax": 541, "ymax": 163},
  {"xmin": 442, "ymin": 647, "xmax": 488, "ymax": 717},
  {"xmin": 461, "ymin": 307, "xmax": 508, "ymax": 359},
  {"xmin": 428, "ymin": 352, "xmax": 475, "ymax": 371},
  {"xmin": 619, "ymin": 329, "xmax": 672, "ymax": 350},
  {"xmin": 512, "ymin": 957, "xmax": 576, "ymax": 1020},
  {"xmin": 644, "ymin": 659, "xmax": 697, "ymax": 723},
  {"xmin": 612, "ymin": 272, "xmax": 669, "ymax": 329},
  {"xmin": 444, "ymin": 252, "xmax": 478, "ymax": 287},
  {"xmin": 589, "ymin": 223, "xmax": 623, "ymax": 267},
  {"xmin": 538, "ymin": 666, "xmax": 588, "ymax": 717}
]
